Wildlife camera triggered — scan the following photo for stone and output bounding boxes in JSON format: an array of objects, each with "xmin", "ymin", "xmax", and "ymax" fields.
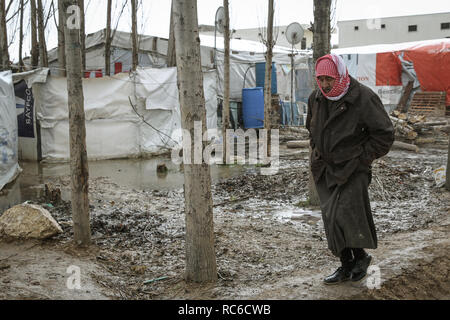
[{"xmin": 0, "ymin": 203, "xmax": 63, "ymax": 240}]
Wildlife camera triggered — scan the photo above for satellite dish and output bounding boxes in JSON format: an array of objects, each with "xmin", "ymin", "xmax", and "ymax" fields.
[
  {"xmin": 285, "ymin": 22, "xmax": 304, "ymax": 45},
  {"xmin": 215, "ymin": 6, "xmax": 225, "ymax": 34}
]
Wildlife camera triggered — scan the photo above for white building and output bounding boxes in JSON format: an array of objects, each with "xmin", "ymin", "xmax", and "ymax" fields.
[{"xmin": 338, "ymin": 12, "xmax": 450, "ymax": 48}]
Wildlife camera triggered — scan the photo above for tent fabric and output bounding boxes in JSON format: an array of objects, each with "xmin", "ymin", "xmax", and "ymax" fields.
[
  {"xmin": 0, "ymin": 71, "xmax": 21, "ymax": 190},
  {"xmin": 40, "ymin": 119, "xmax": 141, "ymax": 161},
  {"xmin": 38, "ymin": 73, "xmax": 136, "ymax": 123},
  {"xmin": 214, "ymin": 50, "xmax": 311, "ymax": 101},
  {"xmin": 401, "ymin": 43, "xmax": 450, "ymax": 105},
  {"xmin": 334, "ymin": 38, "xmax": 450, "ymax": 106},
  {"xmin": 135, "ymin": 68, "xmax": 217, "ymax": 155},
  {"xmin": 200, "ymin": 34, "xmax": 293, "ymax": 55},
  {"xmin": 135, "ymin": 67, "xmax": 181, "ymax": 155},
  {"xmin": 36, "ymin": 67, "xmax": 217, "ymax": 161},
  {"xmin": 11, "ymin": 68, "xmax": 49, "ymax": 87}
]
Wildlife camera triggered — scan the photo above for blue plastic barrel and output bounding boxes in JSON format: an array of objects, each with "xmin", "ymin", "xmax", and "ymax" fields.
[
  {"xmin": 242, "ymin": 87, "xmax": 264, "ymax": 129},
  {"xmin": 255, "ymin": 62, "xmax": 277, "ymax": 94}
]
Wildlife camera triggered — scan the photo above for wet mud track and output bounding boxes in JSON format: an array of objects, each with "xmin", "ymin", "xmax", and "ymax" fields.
[{"xmin": 0, "ymin": 146, "xmax": 449, "ymax": 299}]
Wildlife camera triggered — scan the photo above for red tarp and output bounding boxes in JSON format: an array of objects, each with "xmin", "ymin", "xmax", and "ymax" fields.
[
  {"xmin": 375, "ymin": 40, "xmax": 450, "ymax": 106},
  {"xmin": 376, "ymin": 52, "xmax": 402, "ymax": 86}
]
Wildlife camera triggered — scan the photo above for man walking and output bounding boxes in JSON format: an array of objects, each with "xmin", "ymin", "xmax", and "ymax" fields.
[{"xmin": 306, "ymin": 53, "xmax": 394, "ymax": 284}]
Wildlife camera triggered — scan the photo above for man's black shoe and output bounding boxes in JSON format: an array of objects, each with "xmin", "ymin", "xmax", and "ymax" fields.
[
  {"xmin": 323, "ymin": 266, "xmax": 352, "ymax": 285},
  {"xmin": 351, "ymin": 254, "xmax": 372, "ymax": 282}
]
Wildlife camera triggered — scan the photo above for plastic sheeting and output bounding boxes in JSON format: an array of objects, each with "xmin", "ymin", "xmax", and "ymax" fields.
[
  {"xmin": 12, "ymin": 68, "xmax": 49, "ymax": 87},
  {"xmin": 37, "ymin": 67, "xmax": 217, "ymax": 161},
  {"xmin": 0, "ymin": 71, "xmax": 21, "ymax": 190},
  {"xmin": 340, "ymin": 53, "xmax": 402, "ymax": 105},
  {"xmin": 334, "ymin": 38, "xmax": 450, "ymax": 106},
  {"xmin": 136, "ymin": 67, "xmax": 217, "ymax": 155},
  {"xmin": 135, "ymin": 67, "xmax": 182, "ymax": 155},
  {"xmin": 215, "ymin": 50, "xmax": 311, "ymax": 101}
]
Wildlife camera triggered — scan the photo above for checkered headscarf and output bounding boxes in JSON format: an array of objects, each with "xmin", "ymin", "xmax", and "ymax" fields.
[{"xmin": 315, "ymin": 54, "xmax": 350, "ymax": 101}]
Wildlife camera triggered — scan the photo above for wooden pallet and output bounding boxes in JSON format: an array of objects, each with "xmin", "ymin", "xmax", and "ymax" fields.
[{"xmin": 409, "ymin": 92, "xmax": 447, "ymax": 117}]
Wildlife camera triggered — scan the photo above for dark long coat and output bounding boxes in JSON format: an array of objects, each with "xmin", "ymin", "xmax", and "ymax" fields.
[{"xmin": 306, "ymin": 76, "xmax": 394, "ymax": 257}]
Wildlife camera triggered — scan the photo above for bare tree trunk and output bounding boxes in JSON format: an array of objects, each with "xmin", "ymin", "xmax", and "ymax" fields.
[
  {"xmin": 63, "ymin": 0, "xmax": 91, "ymax": 246},
  {"xmin": 309, "ymin": 0, "xmax": 331, "ymax": 206},
  {"xmin": 18, "ymin": 0, "xmax": 24, "ymax": 71},
  {"xmin": 222, "ymin": 0, "xmax": 230, "ymax": 164},
  {"xmin": 173, "ymin": 0, "xmax": 217, "ymax": 283},
  {"xmin": 446, "ymin": 135, "xmax": 450, "ymax": 191},
  {"xmin": 31, "ymin": 0, "xmax": 39, "ymax": 68},
  {"xmin": 312, "ymin": 0, "xmax": 331, "ymax": 62},
  {"xmin": 166, "ymin": 0, "xmax": 176, "ymax": 67},
  {"xmin": 105, "ymin": 0, "xmax": 112, "ymax": 76},
  {"xmin": 264, "ymin": 0, "xmax": 274, "ymax": 156},
  {"xmin": 0, "ymin": 0, "xmax": 9, "ymax": 70},
  {"xmin": 78, "ymin": 0, "xmax": 86, "ymax": 71},
  {"xmin": 57, "ymin": 0, "xmax": 66, "ymax": 76},
  {"xmin": 131, "ymin": 0, "xmax": 138, "ymax": 71},
  {"xmin": 37, "ymin": 0, "xmax": 48, "ymax": 67}
]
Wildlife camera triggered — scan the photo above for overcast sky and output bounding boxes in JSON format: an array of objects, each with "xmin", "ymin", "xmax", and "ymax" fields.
[{"xmin": 6, "ymin": 0, "xmax": 450, "ymax": 62}]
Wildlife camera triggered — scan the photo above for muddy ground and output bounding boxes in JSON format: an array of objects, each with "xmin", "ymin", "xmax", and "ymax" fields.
[{"xmin": 0, "ymin": 144, "xmax": 449, "ymax": 300}]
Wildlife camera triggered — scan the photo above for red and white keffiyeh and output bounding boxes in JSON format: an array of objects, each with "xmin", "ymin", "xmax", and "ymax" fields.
[{"xmin": 315, "ymin": 54, "xmax": 350, "ymax": 101}]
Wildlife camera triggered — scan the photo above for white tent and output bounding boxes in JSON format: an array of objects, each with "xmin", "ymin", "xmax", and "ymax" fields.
[
  {"xmin": 37, "ymin": 29, "xmax": 314, "ymax": 102},
  {"xmin": 32, "ymin": 67, "xmax": 217, "ymax": 162},
  {"xmin": 0, "ymin": 71, "xmax": 21, "ymax": 190},
  {"xmin": 17, "ymin": 30, "xmax": 318, "ymax": 163}
]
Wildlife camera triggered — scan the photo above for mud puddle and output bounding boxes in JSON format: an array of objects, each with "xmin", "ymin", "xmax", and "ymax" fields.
[
  {"xmin": 0, "ymin": 156, "xmax": 256, "ymax": 212},
  {"xmin": 274, "ymin": 207, "xmax": 322, "ymax": 225},
  {"xmin": 0, "ymin": 145, "xmax": 449, "ymax": 300}
]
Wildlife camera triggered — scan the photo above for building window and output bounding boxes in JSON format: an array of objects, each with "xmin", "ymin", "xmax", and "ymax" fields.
[
  {"xmin": 408, "ymin": 25, "xmax": 417, "ymax": 32},
  {"xmin": 354, "ymin": 26, "xmax": 359, "ymax": 31},
  {"xmin": 441, "ymin": 22, "xmax": 450, "ymax": 30},
  {"xmin": 381, "ymin": 24, "xmax": 386, "ymax": 29}
]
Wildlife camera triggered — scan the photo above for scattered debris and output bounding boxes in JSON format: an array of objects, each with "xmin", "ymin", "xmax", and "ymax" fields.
[
  {"xmin": 392, "ymin": 141, "xmax": 419, "ymax": 153},
  {"xmin": 286, "ymin": 140, "xmax": 310, "ymax": 149},
  {"xmin": 44, "ymin": 183, "xmax": 62, "ymax": 204},
  {"xmin": 390, "ymin": 110, "xmax": 449, "ymax": 148},
  {"xmin": 131, "ymin": 265, "xmax": 148, "ymax": 275},
  {"xmin": 157, "ymin": 164, "xmax": 168, "ymax": 173},
  {"xmin": 433, "ymin": 166, "xmax": 446, "ymax": 188},
  {"xmin": 143, "ymin": 276, "xmax": 169, "ymax": 285}
]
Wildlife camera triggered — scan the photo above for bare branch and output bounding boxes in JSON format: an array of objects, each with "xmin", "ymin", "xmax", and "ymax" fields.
[
  {"xmin": 44, "ymin": 0, "xmax": 55, "ymax": 30},
  {"xmin": 6, "ymin": 0, "xmax": 30, "ymax": 23},
  {"xmin": 111, "ymin": 0, "xmax": 128, "ymax": 43},
  {"xmin": 5, "ymin": 0, "xmax": 13, "ymax": 15}
]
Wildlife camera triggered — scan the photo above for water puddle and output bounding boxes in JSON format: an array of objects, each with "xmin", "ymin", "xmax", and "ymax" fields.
[
  {"xmin": 274, "ymin": 207, "xmax": 322, "ymax": 225},
  {"xmin": 0, "ymin": 157, "xmax": 255, "ymax": 212}
]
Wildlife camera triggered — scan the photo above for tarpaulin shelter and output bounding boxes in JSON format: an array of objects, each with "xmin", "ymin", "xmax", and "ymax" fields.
[
  {"xmin": 0, "ymin": 71, "xmax": 21, "ymax": 190},
  {"xmin": 24, "ymin": 29, "xmax": 316, "ymax": 127},
  {"xmin": 13, "ymin": 67, "xmax": 217, "ymax": 162},
  {"xmin": 332, "ymin": 38, "xmax": 450, "ymax": 110}
]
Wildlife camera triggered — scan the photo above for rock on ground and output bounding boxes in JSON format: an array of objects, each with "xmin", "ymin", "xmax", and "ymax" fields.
[{"xmin": 0, "ymin": 203, "xmax": 63, "ymax": 239}]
